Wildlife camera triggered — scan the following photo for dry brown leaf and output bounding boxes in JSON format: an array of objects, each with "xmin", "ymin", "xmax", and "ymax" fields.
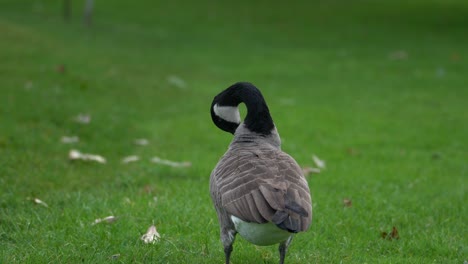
[
  {"xmin": 92, "ymin": 216, "xmax": 117, "ymax": 225},
  {"xmin": 151, "ymin": 156, "xmax": 191, "ymax": 168},
  {"xmin": 390, "ymin": 226, "xmax": 400, "ymax": 239},
  {"xmin": 312, "ymin": 155, "xmax": 326, "ymax": 169},
  {"xmin": 343, "ymin": 198, "xmax": 352, "ymax": 207},
  {"xmin": 56, "ymin": 64, "xmax": 66, "ymax": 74},
  {"xmin": 74, "ymin": 114, "xmax": 91, "ymax": 124},
  {"xmin": 141, "ymin": 225, "xmax": 160, "ymax": 244},
  {"xmin": 69, "ymin": 149, "xmax": 106, "ymax": 164},
  {"xmin": 29, "ymin": 197, "xmax": 48, "ymax": 207},
  {"xmin": 302, "ymin": 167, "xmax": 321, "ymax": 176},
  {"xmin": 381, "ymin": 231, "xmax": 388, "ymax": 239},
  {"xmin": 381, "ymin": 226, "xmax": 400, "ymax": 240},
  {"xmin": 122, "ymin": 155, "xmax": 139, "ymax": 164},
  {"xmin": 61, "ymin": 136, "xmax": 79, "ymax": 144},
  {"xmin": 134, "ymin": 138, "xmax": 149, "ymax": 146}
]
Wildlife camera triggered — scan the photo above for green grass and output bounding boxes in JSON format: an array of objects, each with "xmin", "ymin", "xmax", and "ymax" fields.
[{"xmin": 0, "ymin": 0, "xmax": 467, "ymax": 263}]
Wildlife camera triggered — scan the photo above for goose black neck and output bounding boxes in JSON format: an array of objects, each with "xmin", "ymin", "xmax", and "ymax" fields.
[{"xmin": 215, "ymin": 82, "xmax": 274, "ymax": 135}]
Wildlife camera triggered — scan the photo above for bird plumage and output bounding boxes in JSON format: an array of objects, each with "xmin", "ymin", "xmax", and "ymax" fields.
[{"xmin": 210, "ymin": 82, "xmax": 312, "ymax": 264}]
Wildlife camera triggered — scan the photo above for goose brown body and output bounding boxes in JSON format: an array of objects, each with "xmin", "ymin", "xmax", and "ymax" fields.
[
  {"xmin": 210, "ymin": 82, "xmax": 312, "ymax": 264},
  {"xmin": 211, "ymin": 129, "xmax": 312, "ymax": 233}
]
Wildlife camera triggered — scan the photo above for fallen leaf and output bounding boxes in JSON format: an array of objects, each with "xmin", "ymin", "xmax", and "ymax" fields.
[
  {"xmin": 151, "ymin": 156, "xmax": 191, "ymax": 168},
  {"xmin": 74, "ymin": 114, "xmax": 91, "ymax": 124},
  {"xmin": 381, "ymin": 226, "xmax": 400, "ymax": 240},
  {"xmin": 56, "ymin": 64, "xmax": 66, "ymax": 74},
  {"xmin": 346, "ymin": 148, "xmax": 359, "ymax": 156},
  {"xmin": 302, "ymin": 166, "xmax": 321, "ymax": 176},
  {"xmin": 388, "ymin": 50, "xmax": 408, "ymax": 60},
  {"xmin": 68, "ymin": 149, "xmax": 81, "ymax": 160},
  {"xmin": 134, "ymin": 138, "xmax": 149, "ymax": 146},
  {"xmin": 312, "ymin": 155, "xmax": 326, "ymax": 169},
  {"xmin": 61, "ymin": 136, "xmax": 79, "ymax": 144},
  {"xmin": 381, "ymin": 231, "xmax": 388, "ymax": 239},
  {"xmin": 110, "ymin": 254, "xmax": 120, "ymax": 260},
  {"xmin": 69, "ymin": 149, "xmax": 106, "ymax": 164},
  {"xmin": 141, "ymin": 225, "xmax": 160, "ymax": 244},
  {"xmin": 343, "ymin": 198, "xmax": 352, "ymax": 207},
  {"xmin": 92, "ymin": 216, "xmax": 117, "ymax": 225},
  {"xmin": 28, "ymin": 197, "xmax": 48, "ymax": 207},
  {"xmin": 390, "ymin": 226, "xmax": 400, "ymax": 240},
  {"xmin": 167, "ymin": 75, "xmax": 187, "ymax": 89},
  {"xmin": 122, "ymin": 155, "xmax": 139, "ymax": 164}
]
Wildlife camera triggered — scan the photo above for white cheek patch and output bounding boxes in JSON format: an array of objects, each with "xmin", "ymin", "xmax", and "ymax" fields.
[{"xmin": 213, "ymin": 104, "xmax": 241, "ymax": 124}]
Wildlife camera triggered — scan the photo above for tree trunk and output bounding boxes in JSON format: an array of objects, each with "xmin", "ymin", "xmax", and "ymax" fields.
[{"xmin": 84, "ymin": 0, "xmax": 94, "ymax": 27}]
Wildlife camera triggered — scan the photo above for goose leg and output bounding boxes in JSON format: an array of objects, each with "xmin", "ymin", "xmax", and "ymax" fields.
[
  {"xmin": 224, "ymin": 244, "xmax": 233, "ymax": 264},
  {"xmin": 279, "ymin": 235, "xmax": 293, "ymax": 264},
  {"xmin": 213, "ymin": 200, "xmax": 237, "ymax": 264},
  {"xmin": 221, "ymin": 228, "xmax": 236, "ymax": 264}
]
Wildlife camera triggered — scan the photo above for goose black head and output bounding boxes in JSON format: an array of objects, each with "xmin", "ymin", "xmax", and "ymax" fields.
[
  {"xmin": 211, "ymin": 82, "xmax": 274, "ymax": 135},
  {"xmin": 211, "ymin": 89, "xmax": 242, "ymax": 134}
]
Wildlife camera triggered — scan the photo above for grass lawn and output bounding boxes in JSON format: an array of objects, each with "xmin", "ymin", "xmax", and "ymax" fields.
[{"xmin": 0, "ymin": 0, "xmax": 467, "ymax": 263}]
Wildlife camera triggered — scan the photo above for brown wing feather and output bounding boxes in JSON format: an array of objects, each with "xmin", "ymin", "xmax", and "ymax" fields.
[{"xmin": 213, "ymin": 146, "xmax": 312, "ymax": 232}]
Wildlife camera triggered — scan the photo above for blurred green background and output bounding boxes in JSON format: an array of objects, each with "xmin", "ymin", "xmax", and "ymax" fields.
[{"xmin": 0, "ymin": 1, "xmax": 467, "ymax": 263}]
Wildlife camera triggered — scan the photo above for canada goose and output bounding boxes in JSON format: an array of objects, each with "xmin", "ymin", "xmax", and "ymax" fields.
[{"xmin": 210, "ymin": 82, "xmax": 312, "ymax": 264}]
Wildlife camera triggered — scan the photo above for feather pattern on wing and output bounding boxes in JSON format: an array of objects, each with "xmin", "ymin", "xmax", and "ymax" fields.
[{"xmin": 211, "ymin": 137, "xmax": 312, "ymax": 233}]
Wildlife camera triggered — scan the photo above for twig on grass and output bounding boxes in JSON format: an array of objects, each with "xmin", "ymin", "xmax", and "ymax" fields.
[{"xmin": 151, "ymin": 157, "xmax": 191, "ymax": 168}]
